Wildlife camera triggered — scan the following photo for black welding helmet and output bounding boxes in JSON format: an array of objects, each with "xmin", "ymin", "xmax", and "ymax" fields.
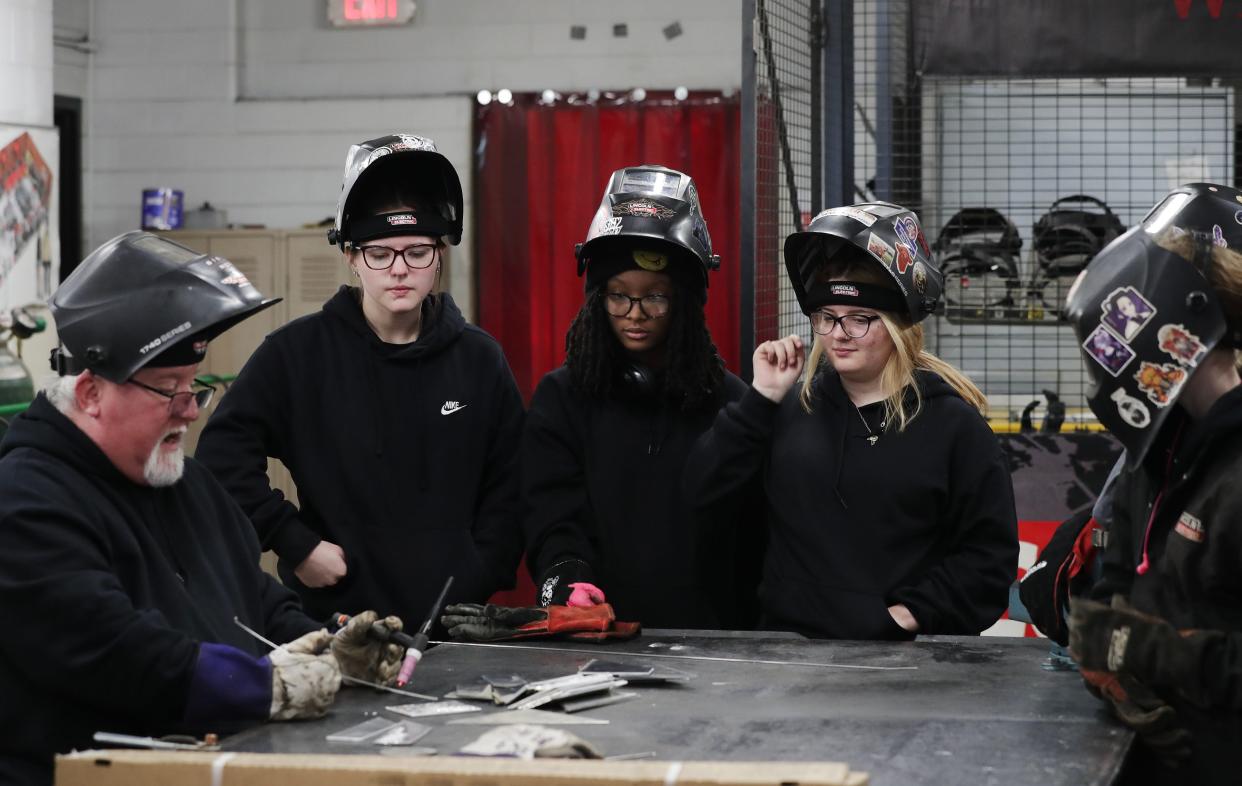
[
  {"xmin": 1065, "ymin": 223, "xmax": 1227, "ymax": 468},
  {"xmin": 784, "ymin": 202, "xmax": 942, "ymax": 322},
  {"xmin": 1142, "ymin": 181, "xmax": 1242, "ymax": 251},
  {"xmin": 576, "ymin": 165, "xmax": 720, "ymax": 303},
  {"xmin": 328, "ymin": 134, "xmax": 464, "ymax": 249},
  {"xmin": 1033, "ymin": 194, "xmax": 1125, "ymax": 276},
  {"xmin": 49, "ymin": 231, "xmax": 281, "ymax": 383}
]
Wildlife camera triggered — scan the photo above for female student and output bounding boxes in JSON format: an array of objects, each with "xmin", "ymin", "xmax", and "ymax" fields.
[
  {"xmin": 197, "ymin": 134, "xmax": 525, "ymax": 625},
  {"xmin": 686, "ymin": 203, "xmax": 1018, "ymax": 639},
  {"xmin": 522, "ymin": 165, "xmax": 761, "ymax": 629},
  {"xmin": 1066, "ymin": 183, "xmax": 1242, "ymax": 783}
]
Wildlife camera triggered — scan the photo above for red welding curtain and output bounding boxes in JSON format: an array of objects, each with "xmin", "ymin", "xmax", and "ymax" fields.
[{"xmin": 476, "ymin": 93, "xmax": 742, "ymax": 401}]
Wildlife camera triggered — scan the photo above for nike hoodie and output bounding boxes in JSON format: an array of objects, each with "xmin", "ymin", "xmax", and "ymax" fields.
[
  {"xmin": 685, "ymin": 369, "xmax": 1018, "ymax": 639},
  {"xmin": 196, "ymin": 287, "xmax": 525, "ymax": 625}
]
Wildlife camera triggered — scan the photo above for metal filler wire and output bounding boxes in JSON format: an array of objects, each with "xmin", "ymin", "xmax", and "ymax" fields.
[
  {"xmin": 429, "ymin": 639, "xmax": 918, "ymax": 671},
  {"xmin": 231, "ymin": 616, "xmax": 438, "ymax": 701}
]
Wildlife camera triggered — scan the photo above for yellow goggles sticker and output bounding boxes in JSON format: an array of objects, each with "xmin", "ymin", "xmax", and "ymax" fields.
[{"xmin": 633, "ymin": 250, "xmax": 668, "ymax": 271}]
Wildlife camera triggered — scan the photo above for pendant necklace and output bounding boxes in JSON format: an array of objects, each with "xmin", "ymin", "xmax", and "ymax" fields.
[{"xmin": 854, "ymin": 403, "xmax": 883, "ymax": 446}]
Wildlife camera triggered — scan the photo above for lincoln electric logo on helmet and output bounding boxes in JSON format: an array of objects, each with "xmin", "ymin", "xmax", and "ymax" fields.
[
  {"xmin": 138, "ymin": 321, "xmax": 192, "ymax": 355},
  {"xmin": 831, "ymin": 284, "xmax": 860, "ymax": 297},
  {"xmin": 612, "ymin": 199, "xmax": 676, "ymax": 221},
  {"xmin": 387, "ymin": 213, "xmax": 418, "ymax": 226}
]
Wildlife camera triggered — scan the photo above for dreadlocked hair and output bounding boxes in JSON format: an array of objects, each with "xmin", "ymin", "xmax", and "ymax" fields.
[{"xmin": 565, "ymin": 286, "xmax": 725, "ymax": 410}]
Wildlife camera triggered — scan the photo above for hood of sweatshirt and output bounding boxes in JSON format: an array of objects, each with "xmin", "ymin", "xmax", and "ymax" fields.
[
  {"xmin": 322, "ymin": 285, "xmax": 465, "ymax": 360},
  {"xmin": 812, "ymin": 368, "xmax": 962, "ymax": 509},
  {"xmin": 0, "ymin": 394, "xmax": 132, "ymax": 486}
]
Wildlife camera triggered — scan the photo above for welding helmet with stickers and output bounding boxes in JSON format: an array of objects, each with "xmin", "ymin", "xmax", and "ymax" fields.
[
  {"xmin": 1065, "ymin": 225, "xmax": 1227, "ymax": 468},
  {"xmin": 783, "ymin": 202, "xmax": 942, "ymax": 323},
  {"xmin": 49, "ymin": 232, "xmax": 281, "ymax": 383},
  {"xmin": 1142, "ymin": 181, "xmax": 1242, "ymax": 252},
  {"xmin": 576, "ymin": 165, "xmax": 720, "ymax": 303},
  {"xmin": 328, "ymin": 134, "xmax": 464, "ymax": 249}
]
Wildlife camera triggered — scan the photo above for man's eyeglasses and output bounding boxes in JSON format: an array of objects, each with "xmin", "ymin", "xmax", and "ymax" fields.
[
  {"xmin": 357, "ymin": 244, "xmax": 438, "ymax": 271},
  {"xmin": 604, "ymin": 292, "xmax": 671, "ymax": 319},
  {"xmin": 128, "ymin": 378, "xmax": 217, "ymax": 414},
  {"xmin": 810, "ymin": 311, "xmax": 881, "ymax": 338}
]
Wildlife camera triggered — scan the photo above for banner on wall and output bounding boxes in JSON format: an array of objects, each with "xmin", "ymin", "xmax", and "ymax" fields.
[
  {"xmin": 916, "ymin": 0, "xmax": 1242, "ymax": 77},
  {"xmin": 0, "ymin": 128, "xmax": 57, "ymax": 305}
]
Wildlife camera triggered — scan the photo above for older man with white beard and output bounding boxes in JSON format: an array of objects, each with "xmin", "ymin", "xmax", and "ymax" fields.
[{"xmin": 0, "ymin": 233, "xmax": 403, "ymax": 786}]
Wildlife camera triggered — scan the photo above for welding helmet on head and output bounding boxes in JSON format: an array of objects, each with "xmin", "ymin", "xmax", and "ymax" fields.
[
  {"xmin": 49, "ymin": 231, "xmax": 281, "ymax": 383},
  {"xmin": 328, "ymin": 133, "xmax": 464, "ymax": 249},
  {"xmin": 784, "ymin": 202, "xmax": 942, "ymax": 322}
]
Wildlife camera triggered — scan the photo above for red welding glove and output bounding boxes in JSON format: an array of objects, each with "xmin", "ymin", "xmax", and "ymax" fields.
[
  {"xmin": 1069, "ymin": 594, "xmax": 1223, "ymax": 707},
  {"xmin": 440, "ymin": 602, "xmax": 616, "ymax": 642},
  {"xmin": 1080, "ymin": 669, "xmax": 1191, "ymax": 766}
]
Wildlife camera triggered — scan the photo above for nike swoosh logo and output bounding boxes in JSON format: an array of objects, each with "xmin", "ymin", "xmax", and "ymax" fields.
[{"xmin": 441, "ymin": 403, "xmax": 467, "ymax": 415}]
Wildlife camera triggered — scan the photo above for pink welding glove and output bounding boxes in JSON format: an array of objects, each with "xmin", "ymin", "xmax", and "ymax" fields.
[{"xmin": 566, "ymin": 582, "xmax": 607, "ymax": 607}]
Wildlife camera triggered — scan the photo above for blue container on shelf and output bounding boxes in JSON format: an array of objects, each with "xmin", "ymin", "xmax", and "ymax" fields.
[{"xmin": 141, "ymin": 188, "xmax": 184, "ymax": 230}]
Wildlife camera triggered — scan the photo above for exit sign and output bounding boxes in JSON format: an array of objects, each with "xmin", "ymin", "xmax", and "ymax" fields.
[{"xmin": 328, "ymin": 0, "xmax": 417, "ymax": 27}]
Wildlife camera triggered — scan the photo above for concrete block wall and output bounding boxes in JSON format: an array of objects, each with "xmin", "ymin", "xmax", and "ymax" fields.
[
  {"xmin": 2, "ymin": 0, "xmax": 53, "ymax": 127},
  {"xmin": 50, "ymin": 0, "xmax": 743, "ymax": 320}
]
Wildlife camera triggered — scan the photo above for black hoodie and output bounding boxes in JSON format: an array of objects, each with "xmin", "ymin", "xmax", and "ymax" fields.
[
  {"xmin": 1092, "ymin": 384, "xmax": 1242, "ymax": 784},
  {"xmin": 0, "ymin": 395, "xmax": 317, "ymax": 785},
  {"xmin": 522, "ymin": 366, "xmax": 763, "ymax": 629},
  {"xmin": 196, "ymin": 287, "xmax": 525, "ymax": 625},
  {"xmin": 685, "ymin": 369, "xmax": 1018, "ymax": 639}
]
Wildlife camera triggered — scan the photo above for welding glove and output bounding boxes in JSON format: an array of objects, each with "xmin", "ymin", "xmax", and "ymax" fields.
[
  {"xmin": 1080, "ymin": 669, "xmax": 1192, "ymax": 766},
  {"xmin": 330, "ymin": 610, "xmax": 405, "ymax": 685},
  {"xmin": 440, "ymin": 602, "xmax": 617, "ymax": 642},
  {"xmin": 1069, "ymin": 594, "xmax": 1223, "ymax": 707},
  {"xmin": 268, "ymin": 629, "xmax": 342, "ymax": 721}
]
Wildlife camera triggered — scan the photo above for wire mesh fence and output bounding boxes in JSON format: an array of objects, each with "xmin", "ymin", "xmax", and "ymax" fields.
[{"xmin": 745, "ymin": 0, "xmax": 1238, "ymax": 430}]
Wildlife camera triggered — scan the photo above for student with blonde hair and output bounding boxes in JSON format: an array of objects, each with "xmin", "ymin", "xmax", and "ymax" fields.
[{"xmin": 686, "ymin": 203, "xmax": 1018, "ymax": 639}]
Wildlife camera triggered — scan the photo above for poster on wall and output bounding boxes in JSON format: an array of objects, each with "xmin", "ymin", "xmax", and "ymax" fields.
[{"xmin": 0, "ymin": 126, "xmax": 58, "ymax": 309}]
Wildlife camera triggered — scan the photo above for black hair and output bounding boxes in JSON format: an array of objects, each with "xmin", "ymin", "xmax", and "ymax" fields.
[{"xmin": 564, "ymin": 283, "xmax": 724, "ymax": 410}]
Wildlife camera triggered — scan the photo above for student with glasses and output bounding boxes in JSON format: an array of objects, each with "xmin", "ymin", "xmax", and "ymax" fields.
[
  {"xmin": 521, "ymin": 165, "xmax": 762, "ymax": 629},
  {"xmin": 197, "ymin": 135, "xmax": 525, "ymax": 629},
  {"xmin": 0, "ymin": 233, "xmax": 407, "ymax": 785},
  {"xmin": 686, "ymin": 204, "xmax": 1018, "ymax": 639}
]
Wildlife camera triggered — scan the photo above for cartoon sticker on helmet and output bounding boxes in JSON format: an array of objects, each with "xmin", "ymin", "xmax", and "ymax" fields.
[
  {"xmin": 1133, "ymin": 361, "xmax": 1187, "ymax": 407},
  {"xmin": 895, "ymin": 243, "xmax": 914, "ymax": 275},
  {"xmin": 598, "ymin": 217, "xmax": 623, "ymax": 237},
  {"xmin": 911, "ymin": 261, "xmax": 927, "ymax": 294},
  {"xmin": 893, "ymin": 215, "xmax": 921, "ymax": 261},
  {"xmin": 1110, "ymin": 388, "xmax": 1151, "ymax": 429},
  {"xmin": 1157, "ymin": 323, "xmax": 1207, "ymax": 368},
  {"xmin": 632, "ymin": 249, "xmax": 668, "ymax": 271},
  {"xmin": 1083, "ymin": 324, "xmax": 1136, "ymax": 377},
  {"xmin": 815, "ymin": 206, "xmax": 878, "ymax": 227},
  {"xmin": 866, "ymin": 233, "xmax": 896, "ymax": 267},
  {"xmin": 612, "ymin": 199, "xmax": 676, "ymax": 220},
  {"xmin": 1213, "ymin": 225, "xmax": 1227, "ymax": 248},
  {"xmin": 1100, "ymin": 286, "xmax": 1157, "ymax": 343}
]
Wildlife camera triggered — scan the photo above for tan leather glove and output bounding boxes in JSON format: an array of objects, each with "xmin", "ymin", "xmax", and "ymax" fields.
[
  {"xmin": 330, "ymin": 610, "xmax": 405, "ymax": 685},
  {"xmin": 269, "ymin": 629, "xmax": 342, "ymax": 721}
]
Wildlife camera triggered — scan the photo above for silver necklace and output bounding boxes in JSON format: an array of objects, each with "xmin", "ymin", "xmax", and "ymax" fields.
[{"xmin": 854, "ymin": 404, "xmax": 883, "ymax": 446}]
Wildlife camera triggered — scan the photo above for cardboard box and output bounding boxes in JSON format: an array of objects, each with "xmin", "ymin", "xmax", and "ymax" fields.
[{"xmin": 57, "ymin": 750, "xmax": 867, "ymax": 786}]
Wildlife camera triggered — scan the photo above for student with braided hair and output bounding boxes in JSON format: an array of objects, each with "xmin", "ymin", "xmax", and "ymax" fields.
[{"xmin": 522, "ymin": 165, "xmax": 761, "ymax": 629}]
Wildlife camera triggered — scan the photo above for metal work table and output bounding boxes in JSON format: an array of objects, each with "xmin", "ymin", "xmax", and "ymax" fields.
[{"xmin": 224, "ymin": 631, "xmax": 1131, "ymax": 786}]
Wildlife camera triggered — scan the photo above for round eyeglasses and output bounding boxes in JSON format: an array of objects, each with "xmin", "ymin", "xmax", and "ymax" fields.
[
  {"xmin": 809, "ymin": 311, "xmax": 881, "ymax": 337},
  {"xmin": 128, "ymin": 377, "xmax": 217, "ymax": 414},
  {"xmin": 603, "ymin": 292, "xmax": 672, "ymax": 319},
  {"xmin": 357, "ymin": 243, "xmax": 438, "ymax": 271}
]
